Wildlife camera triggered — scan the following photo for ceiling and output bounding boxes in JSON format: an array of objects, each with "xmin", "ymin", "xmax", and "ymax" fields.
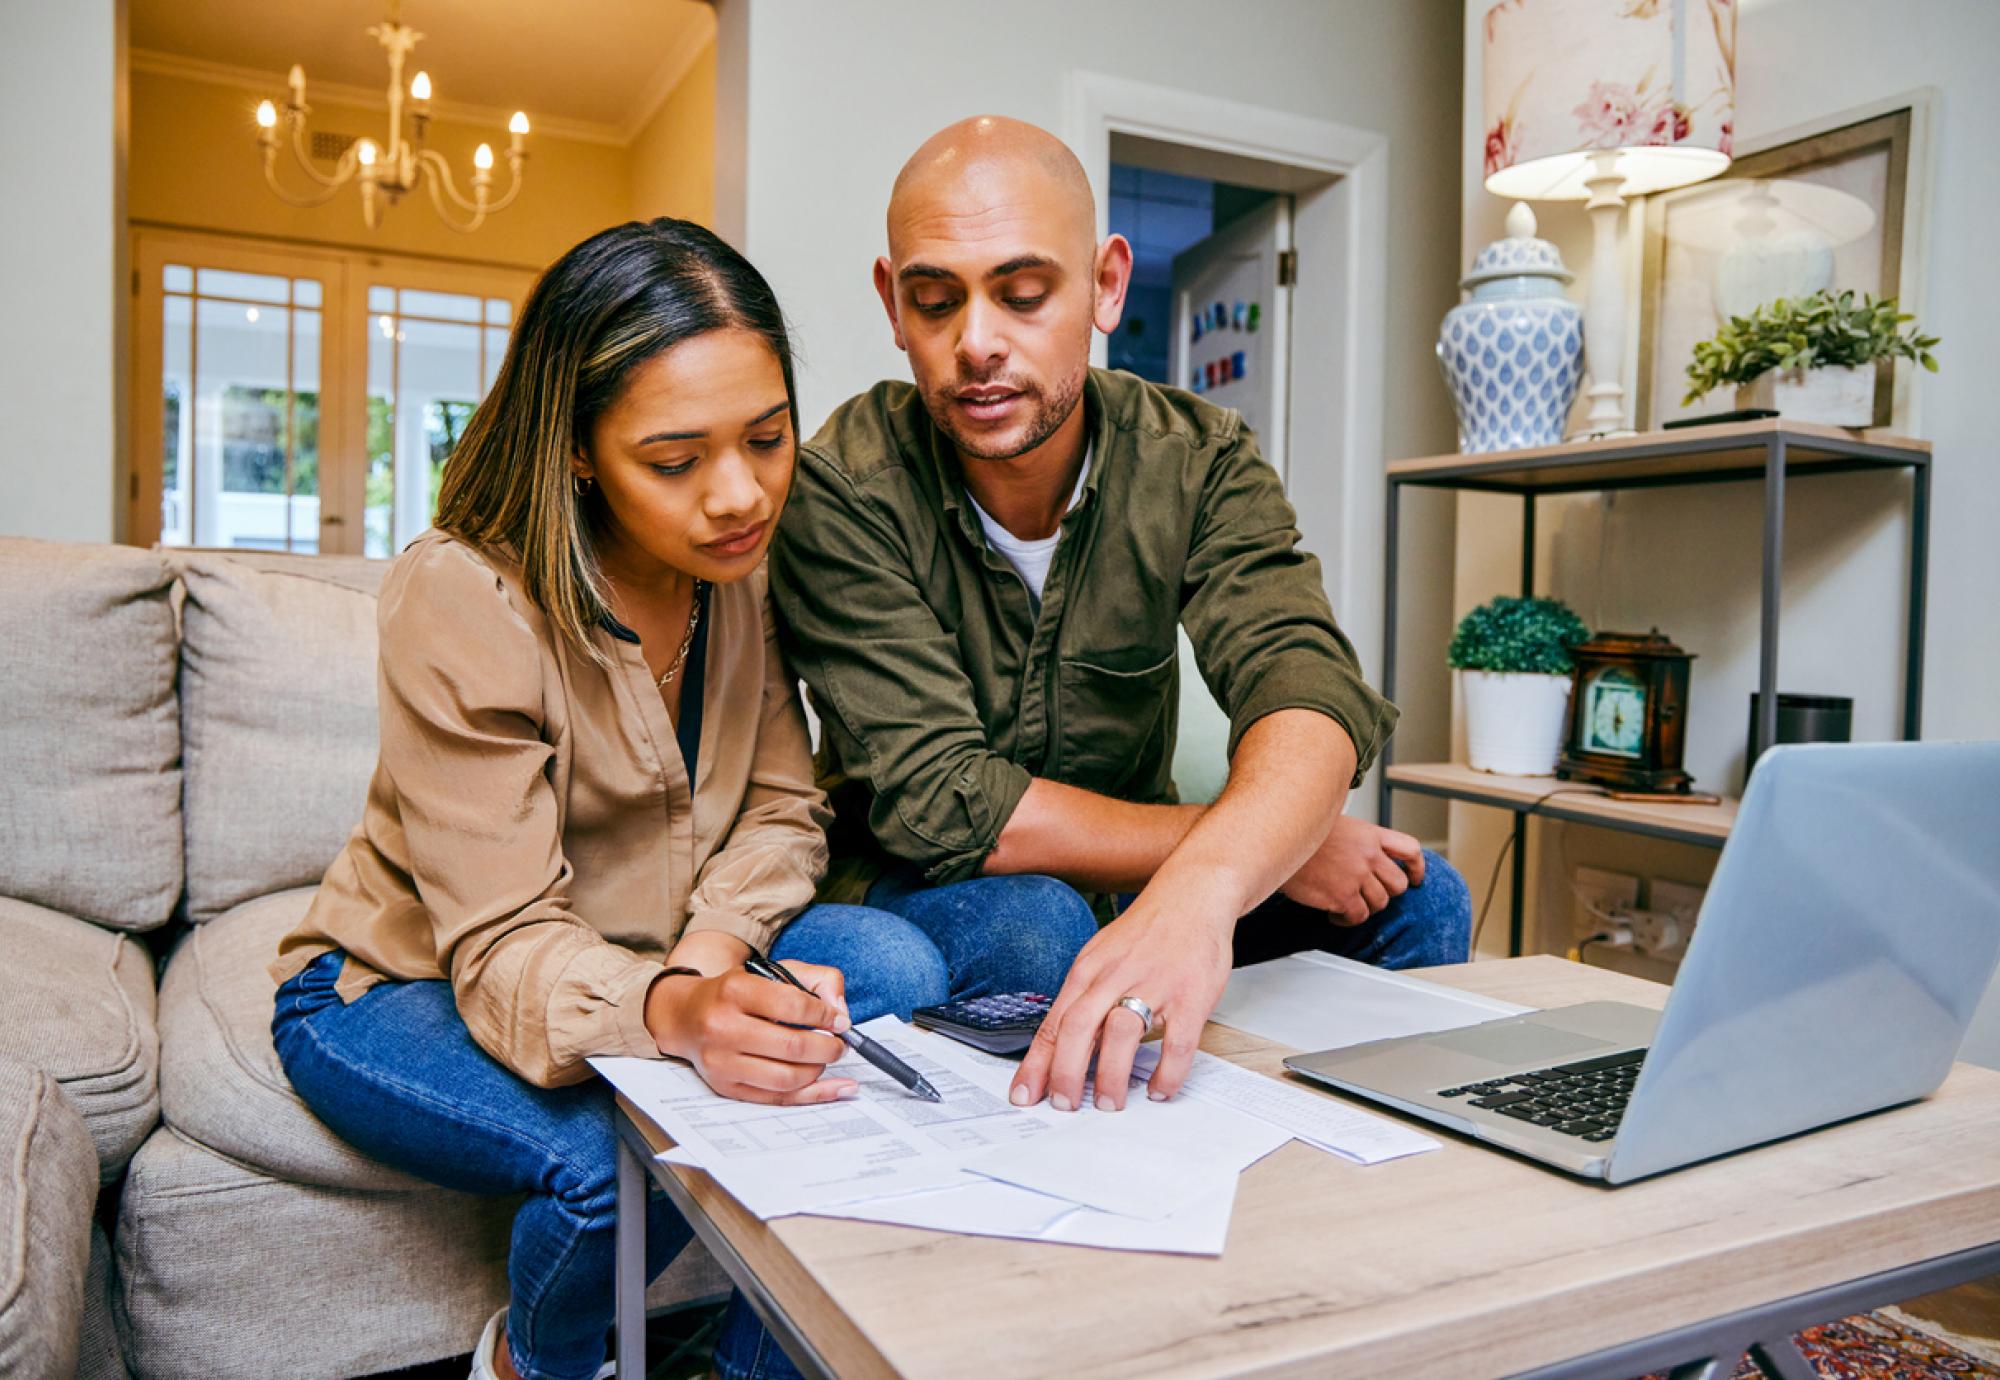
[{"xmin": 131, "ymin": 0, "xmax": 714, "ymax": 140}]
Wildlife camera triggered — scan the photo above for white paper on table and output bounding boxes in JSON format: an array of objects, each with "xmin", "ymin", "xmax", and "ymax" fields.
[
  {"xmin": 1039, "ymin": 1180, "xmax": 1238, "ymax": 1256},
  {"xmin": 1210, "ymin": 951, "xmax": 1530, "ymax": 1053},
  {"xmin": 805, "ymin": 1179, "xmax": 1077, "ymax": 1238},
  {"xmin": 958, "ymin": 1072, "xmax": 1289, "ymax": 1220},
  {"xmin": 806, "ymin": 1170, "xmax": 1238, "ymax": 1257},
  {"xmin": 591, "ymin": 1018, "xmax": 1066, "ymax": 1220},
  {"xmin": 1131, "ymin": 1046, "xmax": 1439, "ymax": 1164}
]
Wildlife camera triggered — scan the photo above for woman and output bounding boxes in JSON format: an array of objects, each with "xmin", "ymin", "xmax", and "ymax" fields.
[{"xmin": 268, "ymin": 220, "xmax": 1087, "ymax": 1380}]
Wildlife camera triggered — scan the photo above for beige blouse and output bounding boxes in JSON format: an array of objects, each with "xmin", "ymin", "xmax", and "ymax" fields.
[{"xmin": 271, "ymin": 531, "xmax": 832, "ymax": 1087}]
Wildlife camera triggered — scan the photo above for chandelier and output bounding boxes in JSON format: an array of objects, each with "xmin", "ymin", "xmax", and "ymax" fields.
[{"xmin": 254, "ymin": 2, "xmax": 530, "ymax": 233}]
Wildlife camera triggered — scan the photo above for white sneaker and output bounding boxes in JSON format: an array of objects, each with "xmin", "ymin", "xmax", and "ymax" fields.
[{"xmin": 468, "ymin": 1308, "xmax": 508, "ymax": 1380}]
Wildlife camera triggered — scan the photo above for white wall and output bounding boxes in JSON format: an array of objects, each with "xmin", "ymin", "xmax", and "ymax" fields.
[
  {"xmin": 719, "ymin": 0, "xmax": 1467, "ymax": 827},
  {"xmin": 1, "ymin": 0, "xmax": 126, "ymax": 542},
  {"xmin": 1453, "ymin": 0, "xmax": 2000, "ymax": 1063}
]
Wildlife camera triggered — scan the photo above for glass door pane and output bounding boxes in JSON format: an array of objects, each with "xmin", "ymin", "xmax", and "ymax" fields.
[
  {"xmin": 160, "ymin": 264, "xmax": 327, "ymax": 551},
  {"xmin": 365, "ymin": 288, "xmax": 512, "ymax": 557}
]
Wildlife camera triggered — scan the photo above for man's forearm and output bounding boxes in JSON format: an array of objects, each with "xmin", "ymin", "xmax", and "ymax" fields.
[
  {"xmin": 981, "ymin": 709, "xmax": 1354, "ymax": 904},
  {"xmin": 1146, "ymin": 710, "xmax": 1353, "ymax": 920},
  {"xmin": 982, "ymin": 779, "xmax": 1204, "ymax": 893}
]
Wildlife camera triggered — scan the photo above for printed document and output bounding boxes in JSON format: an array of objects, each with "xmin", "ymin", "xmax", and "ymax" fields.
[{"xmin": 590, "ymin": 1019, "xmax": 1064, "ymax": 1220}]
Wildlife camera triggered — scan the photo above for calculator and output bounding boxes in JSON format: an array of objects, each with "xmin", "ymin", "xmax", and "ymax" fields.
[{"xmin": 912, "ymin": 992, "xmax": 1053, "ymax": 1056}]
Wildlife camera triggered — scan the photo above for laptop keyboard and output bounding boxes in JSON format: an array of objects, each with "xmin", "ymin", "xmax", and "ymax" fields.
[{"xmin": 1435, "ymin": 1048, "xmax": 1646, "ymax": 1143}]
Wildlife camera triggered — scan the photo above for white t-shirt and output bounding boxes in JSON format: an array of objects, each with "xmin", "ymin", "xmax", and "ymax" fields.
[{"xmin": 964, "ymin": 446, "xmax": 1092, "ymax": 604}]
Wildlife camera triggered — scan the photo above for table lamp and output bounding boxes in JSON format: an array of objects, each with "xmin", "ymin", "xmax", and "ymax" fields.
[{"xmin": 1484, "ymin": 0, "xmax": 1737, "ymax": 435}]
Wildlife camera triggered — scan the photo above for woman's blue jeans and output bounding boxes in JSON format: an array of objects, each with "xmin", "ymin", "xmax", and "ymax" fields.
[{"xmin": 269, "ymin": 879, "xmax": 1098, "ymax": 1380}]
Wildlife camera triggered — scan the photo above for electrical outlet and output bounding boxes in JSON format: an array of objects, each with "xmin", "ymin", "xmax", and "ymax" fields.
[
  {"xmin": 1573, "ymin": 867, "xmax": 1640, "ymax": 938},
  {"xmin": 1630, "ymin": 879, "xmax": 1707, "ymax": 961},
  {"xmin": 1651, "ymin": 879, "xmax": 1707, "ymax": 925}
]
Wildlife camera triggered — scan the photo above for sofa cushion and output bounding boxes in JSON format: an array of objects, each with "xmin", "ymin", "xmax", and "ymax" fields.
[
  {"xmin": 174, "ymin": 551, "xmax": 388, "ymax": 923},
  {"xmin": 78, "ymin": 1222, "xmax": 130, "ymax": 1380},
  {"xmin": 158, "ymin": 888, "xmax": 424, "ymax": 1192},
  {"xmin": 0, "ymin": 897, "xmax": 160, "ymax": 1180},
  {"xmin": 0, "ymin": 538, "xmax": 182, "ymax": 931},
  {"xmin": 0, "ymin": 1056, "xmax": 97, "ymax": 1380},
  {"xmin": 114, "ymin": 1125, "xmax": 727, "ymax": 1380}
]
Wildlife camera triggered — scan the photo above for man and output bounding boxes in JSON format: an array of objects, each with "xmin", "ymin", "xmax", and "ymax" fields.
[{"xmin": 770, "ymin": 116, "xmax": 1469, "ymax": 1118}]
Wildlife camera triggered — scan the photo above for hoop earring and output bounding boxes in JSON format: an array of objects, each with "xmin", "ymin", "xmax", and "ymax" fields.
[{"xmin": 573, "ymin": 473, "xmax": 594, "ymax": 497}]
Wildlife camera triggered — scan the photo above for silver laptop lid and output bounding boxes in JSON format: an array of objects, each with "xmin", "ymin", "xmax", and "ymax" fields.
[{"xmin": 1607, "ymin": 741, "xmax": 2000, "ymax": 1183}]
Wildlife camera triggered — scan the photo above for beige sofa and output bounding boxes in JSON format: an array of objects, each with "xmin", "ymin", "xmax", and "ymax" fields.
[{"xmin": 0, "ymin": 538, "xmax": 724, "ymax": 1379}]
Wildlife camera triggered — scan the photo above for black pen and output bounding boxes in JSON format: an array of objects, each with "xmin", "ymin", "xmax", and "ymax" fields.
[{"xmin": 742, "ymin": 951, "xmax": 943, "ymax": 1103}]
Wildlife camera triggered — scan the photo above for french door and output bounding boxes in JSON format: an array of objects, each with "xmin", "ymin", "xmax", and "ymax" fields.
[{"xmin": 131, "ymin": 228, "xmax": 533, "ymax": 555}]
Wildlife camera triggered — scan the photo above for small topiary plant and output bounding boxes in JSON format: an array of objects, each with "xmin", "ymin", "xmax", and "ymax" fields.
[{"xmin": 1449, "ymin": 596, "xmax": 1589, "ymax": 675}]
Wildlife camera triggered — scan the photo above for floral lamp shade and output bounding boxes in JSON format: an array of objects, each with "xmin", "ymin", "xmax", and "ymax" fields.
[{"xmin": 1484, "ymin": 0, "xmax": 1737, "ymax": 200}]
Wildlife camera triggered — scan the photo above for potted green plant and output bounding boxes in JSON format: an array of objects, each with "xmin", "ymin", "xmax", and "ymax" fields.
[
  {"xmin": 1683, "ymin": 289, "xmax": 1939, "ymax": 426},
  {"xmin": 1449, "ymin": 596, "xmax": 1589, "ymax": 776}
]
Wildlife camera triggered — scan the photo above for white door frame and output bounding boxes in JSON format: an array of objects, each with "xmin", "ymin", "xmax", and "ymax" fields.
[{"xmin": 1068, "ymin": 72, "xmax": 1393, "ymax": 812}]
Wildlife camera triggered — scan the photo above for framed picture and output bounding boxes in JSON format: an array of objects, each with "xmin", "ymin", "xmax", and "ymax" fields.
[{"xmin": 1637, "ymin": 98, "xmax": 1930, "ymax": 431}]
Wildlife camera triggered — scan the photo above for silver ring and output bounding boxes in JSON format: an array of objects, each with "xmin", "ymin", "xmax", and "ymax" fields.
[{"xmin": 1115, "ymin": 996, "xmax": 1157, "ymax": 1037}]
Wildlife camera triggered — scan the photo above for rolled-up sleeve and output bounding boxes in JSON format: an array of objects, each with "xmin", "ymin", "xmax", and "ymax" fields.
[
  {"xmin": 376, "ymin": 541, "xmax": 664, "ymax": 1087},
  {"xmin": 683, "ymin": 575, "xmax": 835, "ymax": 948},
  {"xmin": 770, "ymin": 452, "xmax": 1033, "ymax": 884},
  {"xmin": 1180, "ymin": 422, "xmax": 1399, "ymax": 785}
]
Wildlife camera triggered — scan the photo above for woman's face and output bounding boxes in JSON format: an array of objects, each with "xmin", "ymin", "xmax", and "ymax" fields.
[{"xmin": 577, "ymin": 327, "xmax": 795, "ymax": 586}]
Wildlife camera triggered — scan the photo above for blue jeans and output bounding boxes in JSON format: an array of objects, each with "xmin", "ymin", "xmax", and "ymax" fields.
[{"xmin": 1225, "ymin": 849, "xmax": 1472, "ymax": 970}]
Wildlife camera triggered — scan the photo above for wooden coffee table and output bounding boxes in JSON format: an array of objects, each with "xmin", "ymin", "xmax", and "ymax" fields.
[{"xmin": 612, "ymin": 956, "xmax": 2000, "ymax": 1378}]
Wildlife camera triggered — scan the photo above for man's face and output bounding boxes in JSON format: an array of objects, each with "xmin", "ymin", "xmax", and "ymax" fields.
[{"xmin": 876, "ymin": 163, "xmax": 1123, "ymax": 462}]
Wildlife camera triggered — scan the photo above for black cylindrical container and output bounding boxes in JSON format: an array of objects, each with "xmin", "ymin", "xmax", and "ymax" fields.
[{"xmin": 1748, "ymin": 692, "xmax": 1854, "ymax": 768}]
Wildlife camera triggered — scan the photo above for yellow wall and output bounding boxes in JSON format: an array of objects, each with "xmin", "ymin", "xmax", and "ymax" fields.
[
  {"xmin": 630, "ymin": 41, "xmax": 716, "ymax": 226},
  {"xmin": 129, "ymin": 68, "xmax": 638, "ymax": 270}
]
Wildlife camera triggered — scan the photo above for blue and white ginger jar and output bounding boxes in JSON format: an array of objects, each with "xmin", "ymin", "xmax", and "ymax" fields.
[{"xmin": 1437, "ymin": 202, "xmax": 1583, "ymax": 453}]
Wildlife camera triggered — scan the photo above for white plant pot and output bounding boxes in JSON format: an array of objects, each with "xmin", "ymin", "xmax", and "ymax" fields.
[
  {"xmin": 1462, "ymin": 670, "xmax": 1572, "ymax": 777},
  {"xmin": 1735, "ymin": 363, "xmax": 1875, "ymax": 427}
]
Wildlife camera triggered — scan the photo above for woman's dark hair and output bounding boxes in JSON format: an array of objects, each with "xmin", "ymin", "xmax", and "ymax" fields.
[{"xmin": 434, "ymin": 217, "xmax": 797, "ymax": 662}]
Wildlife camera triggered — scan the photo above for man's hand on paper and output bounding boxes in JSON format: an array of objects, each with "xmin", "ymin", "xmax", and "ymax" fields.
[
  {"xmin": 1009, "ymin": 877, "xmax": 1235, "ymax": 1114},
  {"xmin": 1280, "ymin": 816, "xmax": 1425, "ymax": 925},
  {"xmin": 645, "ymin": 961, "xmax": 859, "ymax": 1106}
]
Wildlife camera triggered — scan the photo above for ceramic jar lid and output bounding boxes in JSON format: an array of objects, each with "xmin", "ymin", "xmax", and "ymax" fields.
[{"xmin": 1461, "ymin": 202, "xmax": 1574, "ymax": 290}]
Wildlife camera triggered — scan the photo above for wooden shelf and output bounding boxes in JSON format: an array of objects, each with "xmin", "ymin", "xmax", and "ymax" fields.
[
  {"xmin": 1387, "ymin": 419, "xmax": 1930, "ymax": 495},
  {"xmin": 1385, "ymin": 762, "xmax": 1736, "ymax": 847}
]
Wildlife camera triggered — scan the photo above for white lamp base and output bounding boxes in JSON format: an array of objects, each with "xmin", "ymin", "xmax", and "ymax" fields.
[{"xmin": 1579, "ymin": 150, "xmax": 1633, "ymax": 437}]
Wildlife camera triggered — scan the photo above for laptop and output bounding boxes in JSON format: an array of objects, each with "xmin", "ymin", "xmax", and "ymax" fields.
[{"xmin": 1285, "ymin": 741, "xmax": 2000, "ymax": 1184}]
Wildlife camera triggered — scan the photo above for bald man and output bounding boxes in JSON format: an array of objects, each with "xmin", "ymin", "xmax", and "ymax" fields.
[{"xmin": 770, "ymin": 117, "xmax": 1469, "ymax": 1116}]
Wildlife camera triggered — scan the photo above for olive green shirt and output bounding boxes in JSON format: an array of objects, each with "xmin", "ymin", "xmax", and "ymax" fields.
[{"xmin": 769, "ymin": 368, "xmax": 1397, "ymax": 893}]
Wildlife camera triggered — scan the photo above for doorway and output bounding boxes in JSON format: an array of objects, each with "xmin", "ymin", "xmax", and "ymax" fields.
[{"xmin": 1082, "ymin": 80, "xmax": 1392, "ymax": 808}]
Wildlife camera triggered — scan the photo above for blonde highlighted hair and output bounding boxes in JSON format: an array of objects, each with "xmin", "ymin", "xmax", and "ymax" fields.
[{"xmin": 433, "ymin": 217, "xmax": 797, "ymax": 663}]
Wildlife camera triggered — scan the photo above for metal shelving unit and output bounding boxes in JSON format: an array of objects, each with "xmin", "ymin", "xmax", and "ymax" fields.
[{"xmin": 1379, "ymin": 418, "xmax": 1932, "ymax": 956}]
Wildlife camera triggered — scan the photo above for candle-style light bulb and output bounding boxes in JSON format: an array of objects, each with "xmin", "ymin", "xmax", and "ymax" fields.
[
  {"xmin": 256, "ymin": 100, "xmax": 277, "ymax": 129},
  {"xmin": 473, "ymin": 143, "xmax": 493, "ymax": 171},
  {"xmin": 287, "ymin": 64, "xmax": 306, "ymax": 103},
  {"xmin": 356, "ymin": 139, "xmax": 378, "ymax": 167},
  {"xmin": 410, "ymin": 71, "xmax": 431, "ymax": 102},
  {"xmin": 508, "ymin": 111, "xmax": 530, "ymax": 136}
]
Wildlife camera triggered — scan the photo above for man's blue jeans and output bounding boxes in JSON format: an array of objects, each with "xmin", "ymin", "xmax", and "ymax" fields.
[
  {"xmin": 1226, "ymin": 848, "xmax": 1473, "ymax": 970},
  {"xmin": 270, "ymin": 878, "xmax": 1098, "ymax": 1380}
]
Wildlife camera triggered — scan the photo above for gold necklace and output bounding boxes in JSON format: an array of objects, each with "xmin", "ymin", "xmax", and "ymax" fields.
[{"xmin": 654, "ymin": 581, "xmax": 707, "ymax": 689}]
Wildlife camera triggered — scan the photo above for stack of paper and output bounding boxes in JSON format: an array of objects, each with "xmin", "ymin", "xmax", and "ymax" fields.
[{"xmin": 591, "ymin": 1010, "xmax": 1436, "ymax": 1257}]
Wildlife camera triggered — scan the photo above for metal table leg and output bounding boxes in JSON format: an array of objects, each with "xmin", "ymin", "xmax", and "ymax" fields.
[
  {"xmin": 615, "ymin": 1132, "xmax": 647, "ymax": 1378},
  {"xmin": 614, "ymin": 1109, "xmax": 835, "ymax": 1380},
  {"xmin": 1510, "ymin": 1237, "xmax": 2000, "ymax": 1380}
]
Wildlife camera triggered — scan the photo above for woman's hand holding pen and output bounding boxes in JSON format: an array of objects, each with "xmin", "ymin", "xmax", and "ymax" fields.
[{"xmin": 643, "ymin": 958, "xmax": 859, "ymax": 1105}]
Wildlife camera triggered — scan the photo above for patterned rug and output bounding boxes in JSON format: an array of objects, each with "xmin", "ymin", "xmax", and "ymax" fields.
[{"xmin": 1636, "ymin": 1310, "xmax": 2000, "ymax": 1379}]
